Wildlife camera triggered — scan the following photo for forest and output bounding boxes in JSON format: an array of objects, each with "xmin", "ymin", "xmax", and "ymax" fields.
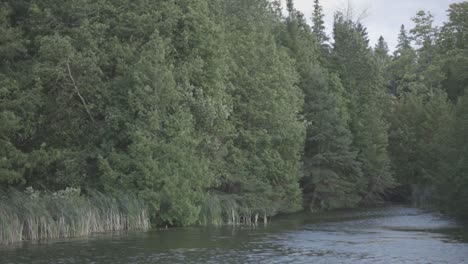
[{"xmin": 0, "ymin": 0, "xmax": 467, "ymax": 244}]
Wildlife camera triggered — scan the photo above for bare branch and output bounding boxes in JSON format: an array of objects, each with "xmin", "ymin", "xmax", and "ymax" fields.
[{"xmin": 66, "ymin": 57, "xmax": 96, "ymax": 123}]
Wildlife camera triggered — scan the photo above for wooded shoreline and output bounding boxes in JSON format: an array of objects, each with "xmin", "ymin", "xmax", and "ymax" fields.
[{"xmin": 1, "ymin": 0, "xmax": 467, "ymax": 241}]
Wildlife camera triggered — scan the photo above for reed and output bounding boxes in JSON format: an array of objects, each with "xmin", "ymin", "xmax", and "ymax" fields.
[
  {"xmin": 0, "ymin": 188, "xmax": 150, "ymax": 245},
  {"xmin": 199, "ymin": 194, "xmax": 271, "ymax": 226}
]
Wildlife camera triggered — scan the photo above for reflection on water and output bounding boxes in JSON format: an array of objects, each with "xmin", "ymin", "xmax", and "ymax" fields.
[{"xmin": 1, "ymin": 205, "xmax": 468, "ymax": 264}]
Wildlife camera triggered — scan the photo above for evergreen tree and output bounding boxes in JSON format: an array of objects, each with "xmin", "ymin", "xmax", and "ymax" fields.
[
  {"xmin": 375, "ymin": 36, "xmax": 390, "ymax": 66},
  {"xmin": 217, "ymin": 0, "xmax": 306, "ymax": 218},
  {"xmin": 386, "ymin": 6, "xmax": 462, "ymax": 210},
  {"xmin": 395, "ymin": 25, "xmax": 412, "ymax": 56},
  {"xmin": 281, "ymin": 3, "xmax": 363, "ymax": 211},
  {"xmin": 374, "ymin": 36, "xmax": 392, "ymax": 94},
  {"xmin": 301, "ymin": 66, "xmax": 363, "ymax": 210},
  {"xmin": 436, "ymin": 88, "xmax": 468, "ymax": 217},
  {"xmin": 332, "ymin": 12, "xmax": 395, "ymax": 202},
  {"xmin": 388, "ymin": 25, "xmax": 417, "ymax": 96},
  {"xmin": 388, "ymin": 88, "xmax": 454, "ymax": 196},
  {"xmin": 312, "ymin": 0, "xmax": 329, "ymax": 45},
  {"xmin": 438, "ymin": 2, "xmax": 468, "ymax": 101}
]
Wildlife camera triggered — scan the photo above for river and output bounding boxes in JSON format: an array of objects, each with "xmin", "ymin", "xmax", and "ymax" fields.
[{"xmin": 1, "ymin": 205, "xmax": 468, "ymax": 263}]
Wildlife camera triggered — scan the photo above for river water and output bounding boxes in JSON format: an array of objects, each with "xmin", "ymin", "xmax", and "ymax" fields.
[{"xmin": 1, "ymin": 205, "xmax": 468, "ymax": 263}]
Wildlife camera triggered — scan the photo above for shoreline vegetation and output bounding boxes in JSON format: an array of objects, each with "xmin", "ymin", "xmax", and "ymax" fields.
[
  {"xmin": 0, "ymin": 188, "xmax": 150, "ymax": 244},
  {"xmin": 1, "ymin": 0, "xmax": 468, "ymax": 245}
]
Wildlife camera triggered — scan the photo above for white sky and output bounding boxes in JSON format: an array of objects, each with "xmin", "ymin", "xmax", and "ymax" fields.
[{"xmin": 281, "ymin": 0, "xmax": 460, "ymax": 51}]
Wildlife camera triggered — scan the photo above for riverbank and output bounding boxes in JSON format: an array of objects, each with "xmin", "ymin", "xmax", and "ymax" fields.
[
  {"xmin": 1, "ymin": 205, "xmax": 467, "ymax": 263},
  {"xmin": 2, "ymin": 185, "xmax": 463, "ymax": 247}
]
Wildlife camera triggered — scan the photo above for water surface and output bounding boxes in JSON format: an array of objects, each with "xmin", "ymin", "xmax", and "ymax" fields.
[{"xmin": 2, "ymin": 205, "xmax": 468, "ymax": 263}]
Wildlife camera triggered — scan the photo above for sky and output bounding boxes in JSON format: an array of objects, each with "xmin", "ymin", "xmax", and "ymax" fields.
[{"xmin": 282, "ymin": 0, "xmax": 459, "ymax": 51}]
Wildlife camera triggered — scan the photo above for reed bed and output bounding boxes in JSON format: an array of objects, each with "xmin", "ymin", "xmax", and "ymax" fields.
[
  {"xmin": 0, "ymin": 188, "xmax": 150, "ymax": 245},
  {"xmin": 199, "ymin": 194, "xmax": 272, "ymax": 226}
]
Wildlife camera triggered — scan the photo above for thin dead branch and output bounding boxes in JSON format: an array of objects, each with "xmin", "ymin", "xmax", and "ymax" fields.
[{"xmin": 66, "ymin": 57, "xmax": 95, "ymax": 123}]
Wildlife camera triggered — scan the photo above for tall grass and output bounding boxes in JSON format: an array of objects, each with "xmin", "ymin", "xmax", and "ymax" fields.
[
  {"xmin": 199, "ymin": 194, "xmax": 271, "ymax": 226},
  {"xmin": 0, "ymin": 188, "xmax": 150, "ymax": 245}
]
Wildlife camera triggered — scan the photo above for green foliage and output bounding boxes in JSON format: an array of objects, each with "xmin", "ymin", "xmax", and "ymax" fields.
[
  {"xmin": 301, "ymin": 66, "xmax": 364, "ymax": 210},
  {"xmin": 375, "ymin": 36, "xmax": 391, "ymax": 67},
  {"xmin": 436, "ymin": 89, "xmax": 468, "ymax": 217},
  {"xmin": 0, "ymin": 0, "xmax": 309, "ymax": 227},
  {"xmin": 410, "ymin": 11, "xmax": 437, "ymax": 48},
  {"xmin": 395, "ymin": 25, "xmax": 412, "ymax": 54},
  {"xmin": 219, "ymin": 0, "xmax": 305, "ymax": 216},
  {"xmin": 388, "ymin": 88, "xmax": 454, "ymax": 186},
  {"xmin": 279, "ymin": 4, "xmax": 365, "ymax": 211},
  {"xmin": 332, "ymin": 13, "xmax": 395, "ymax": 202},
  {"xmin": 438, "ymin": 2, "xmax": 468, "ymax": 101},
  {"xmin": 385, "ymin": 2, "xmax": 468, "ymax": 217},
  {"xmin": 312, "ymin": 0, "xmax": 329, "ymax": 46},
  {"xmin": 2, "ymin": 0, "xmax": 468, "ymax": 230}
]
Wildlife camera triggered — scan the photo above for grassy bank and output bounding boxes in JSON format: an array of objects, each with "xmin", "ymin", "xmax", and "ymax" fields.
[{"xmin": 0, "ymin": 188, "xmax": 150, "ymax": 245}]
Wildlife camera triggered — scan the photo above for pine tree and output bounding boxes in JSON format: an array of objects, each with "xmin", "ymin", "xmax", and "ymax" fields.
[
  {"xmin": 312, "ymin": 0, "xmax": 329, "ymax": 45},
  {"xmin": 280, "ymin": 3, "xmax": 363, "ymax": 210},
  {"xmin": 219, "ymin": 0, "xmax": 306, "ymax": 218},
  {"xmin": 375, "ymin": 36, "xmax": 390, "ymax": 65},
  {"xmin": 395, "ymin": 25, "xmax": 412, "ymax": 56},
  {"xmin": 388, "ymin": 86, "xmax": 454, "ymax": 205},
  {"xmin": 332, "ymin": 13, "xmax": 395, "ymax": 202},
  {"xmin": 301, "ymin": 66, "xmax": 363, "ymax": 210},
  {"xmin": 388, "ymin": 25, "xmax": 417, "ymax": 96},
  {"xmin": 437, "ymin": 89, "xmax": 468, "ymax": 217},
  {"xmin": 286, "ymin": 0, "xmax": 294, "ymax": 16},
  {"xmin": 374, "ymin": 36, "xmax": 392, "ymax": 94},
  {"xmin": 437, "ymin": 2, "xmax": 468, "ymax": 101}
]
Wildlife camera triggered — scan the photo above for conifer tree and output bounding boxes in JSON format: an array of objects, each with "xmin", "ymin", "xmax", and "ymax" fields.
[
  {"xmin": 301, "ymin": 66, "xmax": 364, "ymax": 210},
  {"xmin": 437, "ymin": 2, "xmax": 468, "ymax": 101},
  {"xmin": 388, "ymin": 25, "xmax": 417, "ymax": 96},
  {"xmin": 375, "ymin": 36, "xmax": 390, "ymax": 65},
  {"xmin": 332, "ymin": 13, "xmax": 395, "ymax": 202},
  {"xmin": 219, "ymin": 0, "xmax": 306, "ymax": 217},
  {"xmin": 312, "ymin": 0, "xmax": 329, "ymax": 45},
  {"xmin": 280, "ymin": 3, "xmax": 363, "ymax": 210},
  {"xmin": 395, "ymin": 25, "xmax": 412, "ymax": 56},
  {"xmin": 436, "ymin": 89, "xmax": 468, "ymax": 217}
]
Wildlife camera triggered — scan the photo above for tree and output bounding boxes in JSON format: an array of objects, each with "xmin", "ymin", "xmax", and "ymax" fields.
[
  {"xmin": 214, "ymin": 0, "xmax": 306, "ymax": 220},
  {"xmin": 332, "ymin": 12, "xmax": 395, "ymax": 202},
  {"xmin": 301, "ymin": 66, "xmax": 363, "ymax": 210},
  {"xmin": 0, "ymin": 4, "xmax": 28, "ymax": 185},
  {"xmin": 375, "ymin": 36, "xmax": 390, "ymax": 66},
  {"xmin": 312, "ymin": 0, "xmax": 329, "ymax": 45},
  {"xmin": 395, "ymin": 25, "xmax": 412, "ymax": 56},
  {"xmin": 410, "ymin": 11, "xmax": 437, "ymax": 49},
  {"xmin": 388, "ymin": 25, "xmax": 417, "ymax": 96},
  {"xmin": 438, "ymin": 2, "xmax": 468, "ymax": 101},
  {"xmin": 388, "ymin": 88, "xmax": 454, "ymax": 195},
  {"xmin": 436, "ymin": 89, "xmax": 468, "ymax": 217}
]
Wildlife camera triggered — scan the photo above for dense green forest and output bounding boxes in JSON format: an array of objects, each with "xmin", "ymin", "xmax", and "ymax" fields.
[{"xmin": 1, "ymin": 0, "xmax": 468, "ymax": 243}]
